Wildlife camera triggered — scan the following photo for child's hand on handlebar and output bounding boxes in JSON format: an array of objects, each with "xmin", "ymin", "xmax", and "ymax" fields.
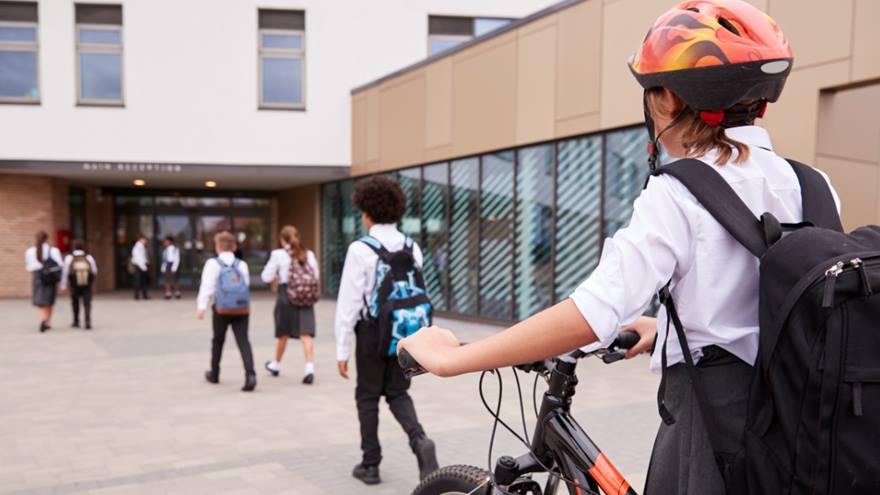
[
  {"xmin": 398, "ymin": 325, "xmax": 461, "ymax": 377},
  {"xmin": 623, "ymin": 316, "xmax": 657, "ymax": 359}
]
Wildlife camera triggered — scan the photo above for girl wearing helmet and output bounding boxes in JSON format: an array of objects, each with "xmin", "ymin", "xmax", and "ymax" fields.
[{"xmin": 398, "ymin": 1, "xmax": 839, "ymax": 492}]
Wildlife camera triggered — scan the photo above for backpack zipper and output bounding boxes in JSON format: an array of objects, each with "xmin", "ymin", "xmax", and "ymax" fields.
[
  {"xmin": 822, "ymin": 262, "xmax": 845, "ymax": 308},
  {"xmin": 850, "ymin": 258, "xmax": 873, "ymax": 296}
]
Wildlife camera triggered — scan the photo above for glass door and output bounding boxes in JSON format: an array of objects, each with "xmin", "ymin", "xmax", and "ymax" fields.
[
  {"xmin": 193, "ymin": 215, "xmax": 232, "ymax": 288},
  {"xmin": 155, "ymin": 214, "xmax": 195, "ymax": 288},
  {"xmin": 233, "ymin": 216, "xmax": 270, "ymax": 288}
]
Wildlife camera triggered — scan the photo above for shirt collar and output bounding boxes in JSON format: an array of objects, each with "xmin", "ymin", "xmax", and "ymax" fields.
[
  {"xmin": 72, "ymin": 250, "xmax": 85, "ymax": 256},
  {"xmin": 369, "ymin": 223, "xmax": 399, "ymax": 236},
  {"xmin": 724, "ymin": 125, "xmax": 773, "ymax": 151}
]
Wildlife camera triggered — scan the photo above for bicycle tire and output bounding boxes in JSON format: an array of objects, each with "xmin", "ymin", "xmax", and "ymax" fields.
[{"xmin": 411, "ymin": 464, "xmax": 492, "ymax": 495}]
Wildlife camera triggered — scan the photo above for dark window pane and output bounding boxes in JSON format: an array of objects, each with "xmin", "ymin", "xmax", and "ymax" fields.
[
  {"xmin": 604, "ymin": 128, "xmax": 648, "ymax": 236},
  {"xmin": 232, "ymin": 197, "xmax": 270, "ymax": 208},
  {"xmin": 262, "ymin": 57, "xmax": 302, "ymax": 104},
  {"xmin": 114, "ymin": 196, "xmax": 153, "ymax": 207},
  {"xmin": 479, "ymin": 151, "xmax": 514, "ymax": 320},
  {"xmin": 258, "ymin": 9, "xmax": 305, "ymax": 30},
  {"xmin": 75, "ymin": 4, "xmax": 122, "ymax": 25},
  {"xmin": 555, "ymin": 136, "xmax": 602, "ymax": 301},
  {"xmin": 321, "ymin": 182, "xmax": 343, "ymax": 297},
  {"xmin": 515, "ymin": 145, "xmax": 554, "ymax": 319},
  {"xmin": 0, "ymin": 1, "xmax": 38, "ymax": 22},
  {"xmin": 399, "ymin": 167, "xmax": 421, "ymax": 243},
  {"xmin": 421, "ymin": 163, "xmax": 448, "ymax": 311},
  {"xmin": 449, "ymin": 158, "xmax": 479, "ymax": 315},
  {"xmin": 79, "ymin": 28, "xmax": 121, "ymax": 44},
  {"xmin": 428, "ymin": 15, "xmax": 473, "ymax": 35},
  {"xmin": 80, "ymin": 52, "xmax": 122, "ymax": 101},
  {"xmin": 340, "ymin": 179, "xmax": 365, "ymax": 249},
  {"xmin": 0, "ymin": 25, "xmax": 36, "ymax": 41},
  {"xmin": 0, "ymin": 50, "xmax": 37, "ymax": 98},
  {"xmin": 234, "ymin": 216, "xmax": 270, "ymax": 287}
]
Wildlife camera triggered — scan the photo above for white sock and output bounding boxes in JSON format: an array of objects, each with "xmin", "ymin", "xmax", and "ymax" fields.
[
  {"xmin": 267, "ymin": 360, "xmax": 280, "ymax": 372},
  {"xmin": 304, "ymin": 362, "xmax": 314, "ymax": 375}
]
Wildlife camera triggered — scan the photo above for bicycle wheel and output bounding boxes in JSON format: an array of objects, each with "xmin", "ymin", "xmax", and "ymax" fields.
[{"xmin": 411, "ymin": 464, "xmax": 492, "ymax": 495}]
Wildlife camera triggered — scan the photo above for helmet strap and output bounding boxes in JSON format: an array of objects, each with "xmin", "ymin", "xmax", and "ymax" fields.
[{"xmin": 643, "ymin": 91, "xmax": 689, "ymax": 172}]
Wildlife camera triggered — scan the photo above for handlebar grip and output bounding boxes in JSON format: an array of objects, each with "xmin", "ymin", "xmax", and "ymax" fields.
[
  {"xmin": 614, "ymin": 330, "xmax": 640, "ymax": 350},
  {"xmin": 397, "ymin": 348, "xmax": 426, "ymax": 378}
]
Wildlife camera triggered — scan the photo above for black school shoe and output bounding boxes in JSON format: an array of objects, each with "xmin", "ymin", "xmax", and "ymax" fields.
[
  {"xmin": 39, "ymin": 322, "xmax": 50, "ymax": 333},
  {"xmin": 242, "ymin": 373, "xmax": 257, "ymax": 392},
  {"xmin": 352, "ymin": 463, "xmax": 381, "ymax": 485},
  {"xmin": 85, "ymin": 322, "xmax": 92, "ymax": 330},
  {"xmin": 411, "ymin": 435, "xmax": 439, "ymax": 480},
  {"xmin": 302, "ymin": 373, "xmax": 314, "ymax": 385},
  {"xmin": 264, "ymin": 361, "xmax": 279, "ymax": 377},
  {"xmin": 204, "ymin": 370, "xmax": 219, "ymax": 384}
]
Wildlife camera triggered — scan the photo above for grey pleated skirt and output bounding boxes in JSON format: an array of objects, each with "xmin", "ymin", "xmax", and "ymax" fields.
[
  {"xmin": 644, "ymin": 347, "xmax": 751, "ymax": 495},
  {"xmin": 274, "ymin": 284, "xmax": 316, "ymax": 339},
  {"xmin": 32, "ymin": 273, "xmax": 56, "ymax": 307}
]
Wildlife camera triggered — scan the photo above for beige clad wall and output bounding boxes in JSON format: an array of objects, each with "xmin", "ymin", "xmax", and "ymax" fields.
[{"xmin": 352, "ymin": 0, "xmax": 880, "ymax": 224}]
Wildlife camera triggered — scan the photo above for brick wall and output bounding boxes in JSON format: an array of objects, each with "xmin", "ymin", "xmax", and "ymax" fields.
[
  {"xmin": 87, "ymin": 189, "xmax": 115, "ymax": 291},
  {"xmin": 0, "ymin": 175, "xmax": 55, "ymax": 298}
]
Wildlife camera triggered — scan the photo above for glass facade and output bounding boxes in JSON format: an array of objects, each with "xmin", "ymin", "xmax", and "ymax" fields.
[{"xmin": 321, "ymin": 126, "xmax": 648, "ymax": 321}]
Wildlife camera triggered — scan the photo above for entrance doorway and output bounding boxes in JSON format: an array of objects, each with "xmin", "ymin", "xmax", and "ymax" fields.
[{"xmin": 113, "ymin": 193, "xmax": 272, "ymax": 290}]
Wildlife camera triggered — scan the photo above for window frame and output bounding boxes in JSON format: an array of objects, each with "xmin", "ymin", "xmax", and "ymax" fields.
[
  {"xmin": 258, "ymin": 27, "xmax": 306, "ymax": 111},
  {"xmin": 75, "ymin": 22, "xmax": 124, "ymax": 107},
  {"xmin": 0, "ymin": 20, "xmax": 40, "ymax": 104}
]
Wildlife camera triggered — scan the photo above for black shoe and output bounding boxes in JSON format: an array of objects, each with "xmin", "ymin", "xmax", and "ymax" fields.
[
  {"xmin": 175, "ymin": 293, "xmax": 182, "ymax": 300},
  {"xmin": 264, "ymin": 361, "xmax": 279, "ymax": 377},
  {"xmin": 85, "ymin": 322, "xmax": 92, "ymax": 330},
  {"xmin": 143, "ymin": 295, "xmax": 151, "ymax": 300},
  {"xmin": 242, "ymin": 373, "xmax": 256, "ymax": 392},
  {"xmin": 352, "ymin": 464, "xmax": 381, "ymax": 485},
  {"xmin": 72, "ymin": 321, "xmax": 80, "ymax": 328},
  {"xmin": 205, "ymin": 370, "xmax": 219, "ymax": 384},
  {"xmin": 411, "ymin": 436, "xmax": 439, "ymax": 480},
  {"xmin": 39, "ymin": 322, "xmax": 49, "ymax": 333},
  {"xmin": 302, "ymin": 373, "xmax": 314, "ymax": 385},
  {"xmin": 164, "ymin": 294, "xmax": 171, "ymax": 300}
]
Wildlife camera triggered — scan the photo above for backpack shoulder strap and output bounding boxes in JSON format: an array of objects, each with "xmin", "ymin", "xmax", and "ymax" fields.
[
  {"xmin": 652, "ymin": 158, "xmax": 767, "ymax": 258},
  {"xmin": 786, "ymin": 159, "xmax": 843, "ymax": 232},
  {"xmin": 359, "ymin": 235, "xmax": 390, "ymax": 258}
]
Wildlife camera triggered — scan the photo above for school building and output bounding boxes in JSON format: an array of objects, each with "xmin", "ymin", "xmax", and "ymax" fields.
[{"xmin": 2, "ymin": 0, "xmax": 879, "ymax": 323}]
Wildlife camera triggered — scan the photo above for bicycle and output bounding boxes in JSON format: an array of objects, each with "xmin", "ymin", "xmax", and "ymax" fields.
[{"xmin": 398, "ymin": 331, "xmax": 641, "ymax": 495}]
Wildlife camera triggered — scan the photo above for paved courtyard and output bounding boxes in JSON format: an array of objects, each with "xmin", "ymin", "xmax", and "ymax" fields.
[{"xmin": 1, "ymin": 292, "xmax": 658, "ymax": 494}]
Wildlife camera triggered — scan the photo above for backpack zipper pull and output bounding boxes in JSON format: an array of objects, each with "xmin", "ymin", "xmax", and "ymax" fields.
[
  {"xmin": 851, "ymin": 258, "xmax": 873, "ymax": 296},
  {"xmin": 822, "ymin": 261, "xmax": 845, "ymax": 308}
]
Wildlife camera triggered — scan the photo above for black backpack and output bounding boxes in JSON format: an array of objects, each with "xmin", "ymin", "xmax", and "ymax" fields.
[
  {"xmin": 359, "ymin": 235, "xmax": 433, "ymax": 357},
  {"xmin": 654, "ymin": 158, "xmax": 880, "ymax": 494},
  {"xmin": 39, "ymin": 255, "xmax": 62, "ymax": 285}
]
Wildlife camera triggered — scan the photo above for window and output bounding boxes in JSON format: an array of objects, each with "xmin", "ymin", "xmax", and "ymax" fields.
[
  {"xmin": 427, "ymin": 15, "xmax": 513, "ymax": 56},
  {"xmin": 75, "ymin": 4, "xmax": 123, "ymax": 105},
  {"xmin": 70, "ymin": 187, "xmax": 87, "ymax": 241},
  {"xmin": 0, "ymin": 1, "xmax": 39, "ymax": 103},
  {"xmin": 258, "ymin": 9, "xmax": 305, "ymax": 109},
  {"xmin": 479, "ymin": 151, "xmax": 515, "ymax": 320}
]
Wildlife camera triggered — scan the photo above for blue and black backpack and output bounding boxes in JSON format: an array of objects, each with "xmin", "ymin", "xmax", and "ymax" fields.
[
  {"xmin": 360, "ymin": 235, "xmax": 433, "ymax": 356},
  {"xmin": 214, "ymin": 257, "xmax": 250, "ymax": 315}
]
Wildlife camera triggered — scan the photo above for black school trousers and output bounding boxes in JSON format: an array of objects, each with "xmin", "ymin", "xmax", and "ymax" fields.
[
  {"xmin": 70, "ymin": 285, "xmax": 92, "ymax": 324},
  {"xmin": 355, "ymin": 321, "xmax": 425, "ymax": 467},
  {"xmin": 133, "ymin": 268, "xmax": 149, "ymax": 299},
  {"xmin": 210, "ymin": 312, "xmax": 255, "ymax": 376}
]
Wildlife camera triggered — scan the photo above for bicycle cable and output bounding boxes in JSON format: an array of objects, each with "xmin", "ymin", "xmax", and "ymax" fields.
[{"xmin": 511, "ymin": 367, "xmax": 529, "ymax": 441}]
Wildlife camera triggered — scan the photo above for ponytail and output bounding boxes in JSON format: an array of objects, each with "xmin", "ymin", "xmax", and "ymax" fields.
[
  {"xmin": 35, "ymin": 231, "xmax": 48, "ymax": 262},
  {"xmin": 280, "ymin": 225, "xmax": 307, "ymax": 262}
]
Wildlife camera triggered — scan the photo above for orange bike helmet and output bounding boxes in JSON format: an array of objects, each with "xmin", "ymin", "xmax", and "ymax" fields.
[{"xmin": 630, "ymin": 0, "xmax": 792, "ymax": 125}]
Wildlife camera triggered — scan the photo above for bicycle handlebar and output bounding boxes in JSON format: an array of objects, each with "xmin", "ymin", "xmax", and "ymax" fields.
[{"xmin": 398, "ymin": 330, "xmax": 641, "ymax": 378}]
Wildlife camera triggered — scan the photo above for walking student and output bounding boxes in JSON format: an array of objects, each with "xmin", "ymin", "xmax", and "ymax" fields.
[
  {"xmin": 335, "ymin": 176, "xmax": 438, "ymax": 485},
  {"xmin": 24, "ymin": 231, "xmax": 63, "ymax": 332},
  {"xmin": 262, "ymin": 225, "xmax": 320, "ymax": 384},
  {"xmin": 60, "ymin": 239, "xmax": 97, "ymax": 330},
  {"xmin": 131, "ymin": 234, "xmax": 150, "ymax": 300},
  {"xmin": 197, "ymin": 231, "xmax": 256, "ymax": 392},
  {"xmin": 398, "ymin": 2, "xmax": 841, "ymax": 494},
  {"xmin": 161, "ymin": 236, "xmax": 181, "ymax": 300}
]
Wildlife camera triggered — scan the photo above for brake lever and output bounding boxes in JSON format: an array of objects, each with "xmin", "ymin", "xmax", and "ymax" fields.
[{"xmin": 601, "ymin": 351, "xmax": 626, "ymax": 364}]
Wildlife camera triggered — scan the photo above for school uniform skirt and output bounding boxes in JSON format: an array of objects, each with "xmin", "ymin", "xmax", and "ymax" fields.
[
  {"xmin": 644, "ymin": 346, "xmax": 751, "ymax": 495},
  {"xmin": 32, "ymin": 273, "xmax": 56, "ymax": 307},
  {"xmin": 274, "ymin": 284, "xmax": 316, "ymax": 339}
]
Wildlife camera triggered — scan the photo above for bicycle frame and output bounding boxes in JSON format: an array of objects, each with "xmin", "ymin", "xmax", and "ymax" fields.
[{"xmin": 490, "ymin": 356, "xmax": 638, "ymax": 495}]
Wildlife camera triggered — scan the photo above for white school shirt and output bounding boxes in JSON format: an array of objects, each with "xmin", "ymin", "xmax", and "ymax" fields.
[
  {"xmin": 60, "ymin": 250, "xmax": 98, "ymax": 290},
  {"xmin": 260, "ymin": 248, "xmax": 319, "ymax": 285},
  {"xmin": 569, "ymin": 125, "xmax": 841, "ymax": 372},
  {"xmin": 131, "ymin": 241, "xmax": 149, "ymax": 271},
  {"xmin": 161, "ymin": 245, "xmax": 180, "ymax": 273},
  {"xmin": 334, "ymin": 223, "xmax": 424, "ymax": 361},
  {"xmin": 196, "ymin": 252, "xmax": 250, "ymax": 311},
  {"xmin": 24, "ymin": 244, "xmax": 63, "ymax": 272}
]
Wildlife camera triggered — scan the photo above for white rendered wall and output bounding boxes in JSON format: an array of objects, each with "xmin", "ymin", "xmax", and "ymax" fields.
[{"xmin": 0, "ymin": 0, "xmax": 554, "ymax": 168}]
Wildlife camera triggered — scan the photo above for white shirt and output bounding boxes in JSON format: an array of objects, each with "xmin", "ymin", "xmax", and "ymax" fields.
[
  {"xmin": 569, "ymin": 126, "xmax": 841, "ymax": 372},
  {"xmin": 196, "ymin": 251, "xmax": 250, "ymax": 311},
  {"xmin": 261, "ymin": 248, "xmax": 319, "ymax": 285},
  {"xmin": 131, "ymin": 241, "xmax": 149, "ymax": 271},
  {"xmin": 24, "ymin": 244, "xmax": 63, "ymax": 272},
  {"xmin": 334, "ymin": 223, "xmax": 424, "ymax": 361},
  {"xmin": 161, "ymin": 245, "xmax": 180, "ymax": 273},
  {"xmin": 60, "ymin": 250, "xmax": 98, "ymax": 290}
]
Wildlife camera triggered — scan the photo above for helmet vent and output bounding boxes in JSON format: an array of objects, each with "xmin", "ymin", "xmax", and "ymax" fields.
[
  {"xmin": 717, "ymin": 16, "xmax": 741, "ymax": 36},
  {"xmin": 685, "ymin": 7, "xmax": 700, "ymax": 13}
]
